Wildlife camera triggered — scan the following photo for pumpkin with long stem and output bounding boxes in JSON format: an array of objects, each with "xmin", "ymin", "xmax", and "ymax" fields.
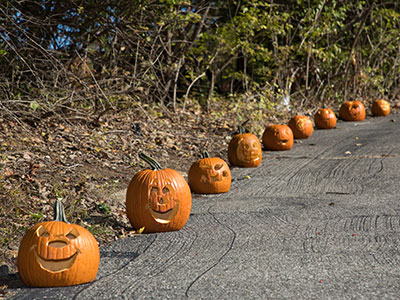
[
  {"xmin": 126, "ymin": 153, "xmax": 192, "ymax": 233},
  {"xmin": 188, "ymin": 151, "xmax": 231, "ymax": 194},
  {"xmin": 17, "ymin": 200, "xmax": 100, "ymax": 287},
  {"xmin": 228, "ymin": 126, "xmax": 262, "ymax": 168}
]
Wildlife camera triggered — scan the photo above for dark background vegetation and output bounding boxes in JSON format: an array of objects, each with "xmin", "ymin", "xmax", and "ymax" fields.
[{"xmin": 0, "ymin": 0, "xmax": 399, "ymax": 295}]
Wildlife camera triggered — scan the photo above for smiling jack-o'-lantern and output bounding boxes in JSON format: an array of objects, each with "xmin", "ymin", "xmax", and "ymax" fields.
[
  {"xmin": 188, "ymin": 151, "xmax": 231, "ymax": 194},
  {"xmin": 262, "ymin": 124, "xmax": 294, "ymax": 151},
  {"xmin": 288, "ymin": 115, "xmax": 314, "ymax": 139},
  {"xmin": 126, "ymin": 153, "xmax": 191, "ymax": 233},
  {"xmin": 371, "ymin": 99, "xmax": 390, "ymax": 116},
  {"xmin": 228, "ymin": 126, "xmax": 262, "ymax": 168},
  {"xmin": 314, "ymin": 108, "xmax": 337, "ymax": 129},
  {"xmin": 339, "ymin": 100, "xmax": 366, "ymax": 121},
  {"xmin": 17, "ymin": 200, "xmax": 100, "ymax": 287}
]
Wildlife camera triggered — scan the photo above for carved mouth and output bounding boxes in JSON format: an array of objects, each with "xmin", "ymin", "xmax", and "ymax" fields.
[
  {"xmin": 150, "ymin": 203, "xmax": 179, "ymax": 224},
  {"xmin": 243, "ymin": 153, "xmax": 260, "ymax": 161},
  {"xmin": 36, "ymin": 251, "xmax": 78, "ymax": 273},
  {"xmin": 210, "ymin": 175, "xmax": 221, "ymax": 182},
  {"xmin": 280, "ymin": 139, "xmax": 289, "ymax": 144}
]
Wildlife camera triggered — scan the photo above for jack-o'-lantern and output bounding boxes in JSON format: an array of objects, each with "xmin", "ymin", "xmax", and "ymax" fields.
[
  {"xmin": 17, "ymin": 200, "xmax": 100, "ymax": 287},
  {"xmin": 126, "ymin": 153, "xmax": 191, "ymax": 233},
  {"xmin": 288, "ymin": 115, "xmax": 314, "ymax": 139},
  {"xmin": 228, "ymin": 126, "xmax": 262, "ymax": 168},
  {"xmin": 188, "ymin": 151, "xmax": 231, "ymax": 194},
  {"xmin": 262, "ymin": 124, "xmax": 294, "ymax": 151},
  {"xmin": 314, "ymin": 108, "xmax": 337, "ymax": 129},
  {"xmin": 371, "ymin": 99, "xmax": 390, "ymax": 116},
  {"xmin": 339, "ymin": 100, "xmax": 365, "ymax": 121}
]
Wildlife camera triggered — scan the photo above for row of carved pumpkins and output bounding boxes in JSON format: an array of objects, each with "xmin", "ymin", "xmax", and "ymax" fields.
[
  {"xmin": 126, "ymin": 99, "xmax": 391, "ymax": 232},
  {"xmin": 16, "ymin": 99, "xmax": 390, "ymax": 287}
]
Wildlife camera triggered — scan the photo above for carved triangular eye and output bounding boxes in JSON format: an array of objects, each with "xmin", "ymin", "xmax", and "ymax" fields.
[
  {"xmin": 214, "ymin": 164, "xmax": 223, "ymax": 170},
  {"xmin": 162, "ymin": 187, "xmax": 170, "ymax": 195},
  {"xmin": 150, "ymin": 187, "xmax": 159, "ymax": 195},
  {"xmin": 66, "ymin": 227, "xmax": 79, "ymax": 240},
  {"xmin": 199, "ymin": 164, "xmax": 212, "ymax": 170},
  {"xmin": 37, "ymin": 225, "xmax": 50, "ymax": 237},
  {"xmin": 253, "ymin": 142, "xmax": 258, "ymax": 148}
]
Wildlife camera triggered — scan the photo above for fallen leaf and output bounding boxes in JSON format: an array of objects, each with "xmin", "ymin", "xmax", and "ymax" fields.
[
  {"xmin": 4, "ymin": 168, "xmax": 14, "ymax": 177},
  {"xmin": 23, "ymin": 151, "xmax": 33, "ymax": 161}
]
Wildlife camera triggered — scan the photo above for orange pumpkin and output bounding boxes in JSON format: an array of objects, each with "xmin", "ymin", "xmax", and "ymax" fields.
[
  {"xmin": 126, "ymin": 153, "xmax": 192, "ymax": 232},
  {"xmin": 371, "ymin": 99, "xmax": 390, "ymax": 116},
  {"xmin": 288, "ymin": 115, "xmax": 314, "ymax": 139},
  {"xmin": 228, "ymin": 126, "xmax": 262, "ymax": 168},
  {"xmin": 314, "ymin": 108, "xmax": 337, "ymax": 129},
  {"xmin": 339, "ymin": 100, "xmax": 366, "ymax": 121},
  {"xmin": 126, "ymin": 153, "xmax": 192, "ymax": 233},
  {"xmin": 17, "ymin": 200, "xmax": 99, "ymax": 287},
  {"xmin": 262, "ymin": 124, "xmax": 294, "ymax": 151},
  {"xmin": 188, "ymin": 151, "xmax": 231, "ymax": 194}
]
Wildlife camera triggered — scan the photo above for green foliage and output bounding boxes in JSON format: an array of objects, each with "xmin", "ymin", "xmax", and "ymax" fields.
[{"xmin": 0, "ymin": 0, "xmax": 399, "ymax": 115}]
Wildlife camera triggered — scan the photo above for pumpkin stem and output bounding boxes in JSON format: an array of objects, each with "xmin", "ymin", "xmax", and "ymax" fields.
[
  {"xmin": 139, "ymin": 153, "xmax": 162, "ymax": 170},
  {"xmin": 238, "ymin": 125, "xmax": 246, "ymax": 134},
  {"xmin": 54, "ymin": 199, "xmax": 70, "ymax": 224},
  {"xmin": 201, "ymin": 151, "xmax": 210, "ymax": 159}
]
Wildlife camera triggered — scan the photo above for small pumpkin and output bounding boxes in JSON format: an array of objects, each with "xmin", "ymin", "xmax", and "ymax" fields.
[
  {"xmin": 371, "ymin": 99, "xmax": 390, "ymax": 116},
  {"xmin": 228, "ymin": 126, "xmax": 262, "ymax": 168},
  {"xmin": 288, "ymin": 115, "xmax": 314, "ymax": 139},
  {"xmin": 17, "ymin": 200, "xmax": 100, "ymax": 287},
  {"xmin": 262, "ymin": 124, "xmax": 294, "ymax": 151},
  {"xmin": 339, "ymin": 100, "xmax": 366, "ymax": 121},
  {"xmin": 314, "ymin": 108, "xmax": 337, "ymax": 129},
  {"xmin": 188, "ymin": 151, "xmax": 231, "ymax": 194},
  {"xmin": 126, "ymin": 153, "xmax": 192, "ymax": 233}
]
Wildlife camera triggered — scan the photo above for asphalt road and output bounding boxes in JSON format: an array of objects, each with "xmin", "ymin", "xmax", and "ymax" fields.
[{"xmin": 8, "ymin": 113, "xmax": 400, "ymax": 299}]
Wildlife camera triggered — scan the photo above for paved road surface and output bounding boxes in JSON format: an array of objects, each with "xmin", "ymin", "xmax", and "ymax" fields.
[{"xmin": 9, "ymin": 113, "xmax": 400, "ymax": 299}]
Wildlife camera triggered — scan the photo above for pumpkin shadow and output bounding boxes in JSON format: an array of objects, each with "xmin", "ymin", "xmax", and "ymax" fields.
[{"xmin": 0, "ymin": 274, "xmax": 25, "ymax": 291}]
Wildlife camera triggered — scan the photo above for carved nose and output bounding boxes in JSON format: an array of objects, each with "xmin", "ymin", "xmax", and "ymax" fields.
[{"xmin": 48, "ymin": 240, "xmax": 68, "ymax": 248}]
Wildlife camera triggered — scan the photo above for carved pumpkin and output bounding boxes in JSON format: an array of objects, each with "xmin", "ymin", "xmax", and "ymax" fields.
[
  {"xmin": 228, "ymin": 126, "xmax": 262, "ymax": 168},
  {"xmin": 262, "ymin": 124, "xmax": 294, "ymax": 151},
  {"xmin": 314, "ymin": 108, "xmax": 337, "ymax": 129},
  {"xmin": 17, "ymin": 200, "xmax": 100, "ymax": 287},
  {"xmin": 371, "ymin": 99, "xmax": 390, "ymax": 116},
  {"xmin": 288, "ymin": 115, "xmax": 314, "ymax": 139},
  {"xmin": 126, "ymin": 153, "xmax": 191, "ymax": 233},
  {"xmin": 188, "ymin": 151, "xmax": 231, "ymax": 194},
  {"xmin": 339, "ymin": 100, "xmax": 366, "ymax": 121}
]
